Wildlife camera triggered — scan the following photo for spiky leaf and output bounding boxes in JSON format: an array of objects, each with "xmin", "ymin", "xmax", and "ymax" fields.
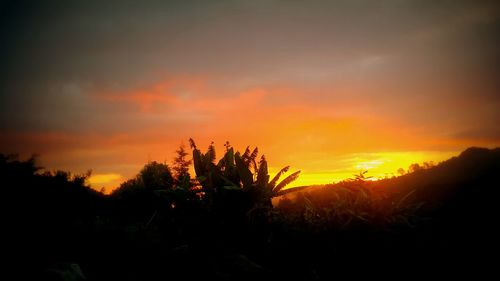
[
  {"xmin": 273, "ymin": 170, "xmax": 301, "ymax": 193},
  {"xmin": 249, "ymin": 147, "xmax": 258, "ymax": 163},
  {"xmin": 225, "ymin": 147, "xmax": 235, "ymax": 168},
  {"xmin": 207, "ymin": 142, "xmax": 216, "ymax": 163},
  {"xmin": 242, "ymin": 146, "xmax": 251, "ymax": 162},
  {"xmin": 268, "ymin": 166, "xmax": 290, "ymax": 189},
  {"xmin": 256, "ymin": 155, "xmax": 269, "ymax": 188},
  {"xmin": 192, "ymin": 149, "xmax": 203, "ymax": 176},
  {"xmin": 274, "ymin": 185, "xmax": 309, "ymax": 197},
  {"xmin": 188, "ymin": 138, "xmax": 197, "ymax": 149},
  {"xmin": 235, "ymin": 152, "xmax": 253, "ymax": 188},
  {"xmin": 216, "ymin": 156, "xmax": 225, "ymax": 169}
]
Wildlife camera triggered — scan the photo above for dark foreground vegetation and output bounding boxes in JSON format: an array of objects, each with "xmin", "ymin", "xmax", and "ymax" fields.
[{"xmin": 4, "ymin": 144, "xmax": 500, "ymax": 280}]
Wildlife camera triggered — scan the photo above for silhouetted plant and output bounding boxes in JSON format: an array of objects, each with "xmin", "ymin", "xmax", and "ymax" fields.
[
  {"xmin": 111, "ymin": 161, "xmax": 175, "ymax": 223},
  {"xmin": 277, "ymin": 171, "xmax": 424, "ymax": 230},
  {"xmin": 172, "ymin": 143, "xmax": 192, "ymax": 187},
  {"xmin": 139, "ymin": 161, "xmax": 174, "ymax": 189},
  {"xmin": 0, "ymin": 153, "xmax": 41, "ymax": 177},
  {"xmin": 2, "ymin": 147, "xmax": 499, "ymax": 280},
  {"xmin": 189, "ymin": 138, "xmax": 306, "ymax": 212}
]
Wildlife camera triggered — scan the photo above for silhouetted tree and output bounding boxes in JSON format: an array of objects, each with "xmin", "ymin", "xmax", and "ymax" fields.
[
  {"xmin": 112, "ymin": 161, "xmax": 174, "ymax": 199},
  {"xmin": 408, "ymin": 163, "xmax": 422, "ymax": 173},
  {"xmin": 139, "ymin": 161, "xmax": 174, "ymax": 189},
  {"xmin": 110, "ymin": 161, "xmax": 174, "ymax": 223},
  {"xmin": 423, "ymin": 161, "xmax": 435, "ymax": 169},
  {"xmin": 397, "ymin": 168, "xmax": 406, "ymax": 176},
  {"xmin": 172, "ymin": 143, "xmax": 192, "ymax": 186}
]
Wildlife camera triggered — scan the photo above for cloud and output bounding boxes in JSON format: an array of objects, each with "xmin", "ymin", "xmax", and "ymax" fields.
[
  {"xmin": 1, "ymin": 1, "xmax": 499, "ymax": 190},
  {"xmin": 96, "ymin": 75, "xmax": 206, "ymax": 112},
  {"xmin": 453, "ymin": 128, "xmax": 500, "ymax": 142}
]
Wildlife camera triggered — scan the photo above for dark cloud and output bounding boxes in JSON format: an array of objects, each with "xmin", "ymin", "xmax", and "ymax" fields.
[
  {"xmin": 1, "ymin": 1, "xmax": 499, "ymax": 186},
  {"xmin": 1, "ymin": 0, "xmax": 499, "ymax": 134},
  {"xmin": 453, "ymin": 128, "xmax": 500, "ymax": 142}
]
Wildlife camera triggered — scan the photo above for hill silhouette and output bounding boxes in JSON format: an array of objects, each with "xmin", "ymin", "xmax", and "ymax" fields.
[
  {"xmin": 3, "ymin": 147, "xmax": 499, "ymax": 280},
  {"xmin": 274, "ymin": 146, "xmax": 500, "ymax": 277}
]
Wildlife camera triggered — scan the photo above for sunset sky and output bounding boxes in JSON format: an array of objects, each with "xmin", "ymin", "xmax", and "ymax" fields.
[{"xmin": 1, "ymin": 0, "xmax": 499, "ymax": 192}]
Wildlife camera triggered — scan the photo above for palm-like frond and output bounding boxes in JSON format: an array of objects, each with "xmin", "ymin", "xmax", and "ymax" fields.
[
  {"xmin": 242, "ymin": 146, "xmax": 251, "ymax": 162},
  {"xmin": 235, "ymin": 152, "xmax": 253, "ymax": 188},
  {"xmin": 207, "ymin": 142, "xmax": 216, "ymax": 163},
  {"xmin": 268, "ymin": 166, "xmax": 290, "ymax": 189},
  {"xmin": 216, "ymin": 156, "xmax": 226, "ymax": 169},
  {"xmin": 251, "ymin": 158, "xmax": 258, "ymax": 177},
  {"xmin": 225, "ymin": 147, "xmax": 235, "ymax": 167},
  {"xmin": 273, "ymin": 170, "xmax": 301, "ymax": 193},
  {"xmin": 188, "ymin": 138, "xmax": 197, "ymax": 149},
  {"xmin": 192, "ymin": 148, "xmax": 203, "ymax": 176},
  {"xmin": 274, "ymin": 185, "xmax": 309, "ymax": 197},
  {"xmin": 256, "ymin": 155, "xmax": 269, "ymax": 187},
  {"xmin": 241, "ymin": 147, "xmax": 258, "ymax": 168},
  {"xmin": 188, "ymin": 139, "xmax": 304, "ymax": 208},
  {"xmin": 249, "ymin": 147, "xmax": 258, "ymax": 162}
]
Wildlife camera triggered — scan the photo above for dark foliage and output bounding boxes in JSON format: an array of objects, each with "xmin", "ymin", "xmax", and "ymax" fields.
[
  {"xmin": 3, "ymin": 147, "xmax": 499, "ymax": 280},
  {"xmin": 172, "ymin": 143, "xmax": 192, "ymax": 186}
]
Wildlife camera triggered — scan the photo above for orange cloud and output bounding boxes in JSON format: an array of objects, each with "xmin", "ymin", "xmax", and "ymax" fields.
[
  {"xmin": 4, "ymin": 74, "xmax": 498, "ymax": 193},
  {"xmin": 96, "ymin": 75, "xmax": 207, "ymax": 112}
]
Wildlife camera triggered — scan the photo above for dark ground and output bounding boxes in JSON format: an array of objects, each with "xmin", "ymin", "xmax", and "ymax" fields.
[{"xmin": 3, "ymin": 147, "xmax": 499, "ymax": 280}]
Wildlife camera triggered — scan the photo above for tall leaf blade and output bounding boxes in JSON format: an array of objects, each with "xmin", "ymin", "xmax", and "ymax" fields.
[
  {"xmin": 216, "ymin": 157, "xmax": 225, "ymax": 169},
  {"xmin": 268, "ymin": 166, "xmax": 290, "ymax": 189},
  {"xmin": 273, "ymin": 170, "xmax": 301, "ymax": 193},
  {"xmin": 256, "ymin": 156, "xmax": 269, "ymax": 188},
  {"xmin": 207, "ymin": 142, "xmax": 216, "ymax": 163},
  {"xmin": 225, "ymin": 147, "xmax": 235, "ymax": 168},
  {"xmin": 274, "ymin": 185, "xmax": 309, "ymax": 197},
  {"xmin": 242, "ymin": 146, "xmax": 251, "ymax": 162},
  {"xmin": 249, "ymin": 147, "xmax": 258, "ymax": 162},
  {"xmin": 192, "ymin": 149, "xmax": 203, "ymax": 176},
  {"xmin": 235, "ymin": 152, "xmax": 253, "ymax": 188},
  {"xmin": 188, "ymin": 138, "xmax": 197, "ymax": 149}
]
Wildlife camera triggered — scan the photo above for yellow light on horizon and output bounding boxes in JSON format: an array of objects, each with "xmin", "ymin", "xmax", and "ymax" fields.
[
  {"xmin": 276, "ymin": 150, "xmax": 460, "ymax": 188},
  {"xmin": 88, "ymin": 173, "xmax": 123, "ymax": 193},
  {"xmin": 93, "ymin": 150, "xmax": 461, "ymax": 193}
]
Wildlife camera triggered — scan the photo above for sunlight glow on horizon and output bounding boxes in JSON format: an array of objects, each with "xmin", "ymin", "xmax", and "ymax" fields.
[
  {"xmin": 88, "ymin": 173, "xmax": 123, "ymax": 193},
  {"xmin": 2, "ymin": 1, "xmax": 499, "ymax": 195},
  {"xmin": 87, "ymin": 150, "xmax": 461, "ymax": 193},
  {"xmin": 272, "ymin": 150, "xmax": 460, "ymax": 187}
]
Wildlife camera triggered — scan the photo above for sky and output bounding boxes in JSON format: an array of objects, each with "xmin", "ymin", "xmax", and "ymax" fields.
[{"xmin": 1, "ymin": 0, "xmax": 499, "ymax": 192}]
